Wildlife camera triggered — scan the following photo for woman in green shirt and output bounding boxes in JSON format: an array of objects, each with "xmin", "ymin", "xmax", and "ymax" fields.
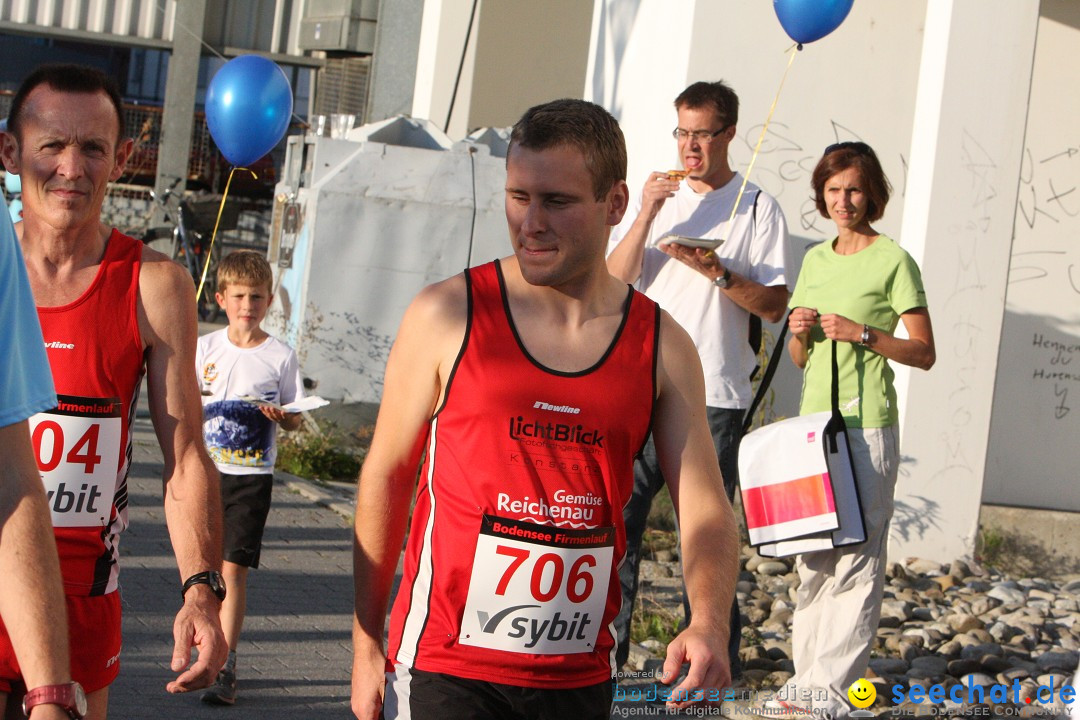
[{"xmin": 779, "ymin": 142, "xmax": 936, "ymax": 719}]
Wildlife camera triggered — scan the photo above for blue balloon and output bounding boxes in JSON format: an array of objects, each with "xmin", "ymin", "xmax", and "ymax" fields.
[
  {"xmin": 205, "ymin": 55, "xmax": 293, "ymax": 168},
  {"xmin": 773, "ymin": 0, "xmax": 854, "ymax": 45}
]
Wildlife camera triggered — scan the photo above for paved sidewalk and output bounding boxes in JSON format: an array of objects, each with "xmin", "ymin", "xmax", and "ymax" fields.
[{"xmin": 107, "ymin": 410, "xmax": 358, "ymax": 718}]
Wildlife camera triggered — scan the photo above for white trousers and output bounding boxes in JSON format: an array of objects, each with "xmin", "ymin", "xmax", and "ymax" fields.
[{"xmin": 788, "ymin": 425, "xmax": 899, "ymax": 720}]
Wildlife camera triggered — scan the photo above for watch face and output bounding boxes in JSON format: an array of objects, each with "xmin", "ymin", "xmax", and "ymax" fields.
[
  {"xmin": 74, "ymin": 682, "xmax": 88, "ymax": 716},
  {"xmin": 210, "ymin": 571, "xmax": 226, "ymax": 596},
  {"xmin": 182, "ymin": 571, "xmax": 227, "ymax": 601},
  {"xmin": 203, "ymin": 570, "xmax": 226, "ymax": 600}
]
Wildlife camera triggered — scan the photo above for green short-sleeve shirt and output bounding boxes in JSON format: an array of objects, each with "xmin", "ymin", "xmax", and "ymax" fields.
[{"xmin": 789, "ymin": 235, "xmax": 927, "ymax": 427}]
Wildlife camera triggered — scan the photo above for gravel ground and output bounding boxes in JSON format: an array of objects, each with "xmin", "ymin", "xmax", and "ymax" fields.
[{"xmin": 617, "ymin": 548, "xmax": 1080, "ymax": 717}]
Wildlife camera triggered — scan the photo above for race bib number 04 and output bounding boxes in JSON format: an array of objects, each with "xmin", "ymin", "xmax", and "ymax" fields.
[
  {"xmin": 30, "ymin": 394, "xmax": 121, "ymax": 528},
  {"xmin": 459, "ymin": 515, "xmax": 614, "ymax": 655}
]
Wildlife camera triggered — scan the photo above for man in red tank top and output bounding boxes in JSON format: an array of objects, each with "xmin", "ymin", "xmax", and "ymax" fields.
[
  {"xmin": 351, "ymin": 99, "xmax": 740, "ymax": 720},
  {"xmin": 1, "ymin": 64, "xmax": 227, "ymax": 719}
]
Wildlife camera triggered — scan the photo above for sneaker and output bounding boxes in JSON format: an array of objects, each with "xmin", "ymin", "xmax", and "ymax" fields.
[{"xmin": 201, "ymin": 666, "xmax": 237, "ymax": 706}]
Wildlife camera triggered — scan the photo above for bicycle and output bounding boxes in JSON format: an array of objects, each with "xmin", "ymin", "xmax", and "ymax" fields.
[{"xmin": 146, "ymin": 181, "xmax": 221, "ymax": 322}]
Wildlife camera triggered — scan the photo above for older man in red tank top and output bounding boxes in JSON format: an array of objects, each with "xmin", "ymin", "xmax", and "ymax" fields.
[{"xmin": 0, "ymin": 64, "xmax": 227, "ymax": 720}]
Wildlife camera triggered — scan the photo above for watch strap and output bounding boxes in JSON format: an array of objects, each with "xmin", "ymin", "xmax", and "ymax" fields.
[
  {"xmin": 181, "ymin": 570, "xmax": 226, "ymax": 601},
  {"xmin": 23, "ymin": 682, "xmax": 85, "ymax": 719},
  {"xmin": 712, "ymin": 266, "xmax": 731, "ymax": 289},
  {"xmin": 859, "ymin": 324, "xmax": 872, "ymax": 346}
]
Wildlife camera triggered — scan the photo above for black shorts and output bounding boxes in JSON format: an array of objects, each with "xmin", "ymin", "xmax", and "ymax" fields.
[
  {"xmin": 382, "ymin": 664, "xmax": 612, "ymax": 720},
  {"xmin": 220, "ymin": 472, "xmax": 274, "ymax": 568}
]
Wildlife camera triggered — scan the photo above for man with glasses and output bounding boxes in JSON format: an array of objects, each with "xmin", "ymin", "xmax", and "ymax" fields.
[{"xmin": 607, "ymin": 80, "xmax": 792, "ymax": 678}]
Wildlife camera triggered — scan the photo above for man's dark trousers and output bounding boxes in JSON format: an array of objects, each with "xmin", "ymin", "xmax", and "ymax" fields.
[{"xmin": 615, "ymin": 406, "xmax": 744, "ymax": 674}]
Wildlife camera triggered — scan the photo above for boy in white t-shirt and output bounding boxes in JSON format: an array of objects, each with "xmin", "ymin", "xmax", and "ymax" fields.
[{"xmin": 195, "ymin": 250, "xmax": 303, "ymax": 705}]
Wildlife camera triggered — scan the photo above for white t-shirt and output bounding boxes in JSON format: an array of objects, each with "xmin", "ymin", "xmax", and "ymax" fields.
[
  {"xmin": 608, "ymin": 173, "xmax": 791, "ymax": 408},
  {"xmin": 196, "ymin": 328, "xmax": 302, "ymax": 475}
]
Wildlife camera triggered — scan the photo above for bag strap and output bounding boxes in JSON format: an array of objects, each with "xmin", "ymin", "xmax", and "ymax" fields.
[
  {"xmin": 746, "ymin": 191, "xmax": 765, "ymax": 379},
  {"xmin": 826, "ymin": 339, "xmax": 843, "ymax": 453},
  {"xmin": 742, "ymin": 324, "xmax": 842, "ymax": 436},
  {"xmin": 741, "ymin": 310, "xmax": 790, "ymax": 435},
  {"xmin": 831, "ymin": 338, "xmax": 840, "ymax": 415}
]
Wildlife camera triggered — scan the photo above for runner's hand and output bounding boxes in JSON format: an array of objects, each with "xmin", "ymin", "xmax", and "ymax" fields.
[
  {"xmin": 167, "ymin": 586, "xmax": 228, "ymax": 692},
  {"xmin": 351, "ymin": 640, "xmax": 387, "ymax": 720},
  {"xmin": 660, "ymin": 623, "xmax": 731, "ymax": 709}
]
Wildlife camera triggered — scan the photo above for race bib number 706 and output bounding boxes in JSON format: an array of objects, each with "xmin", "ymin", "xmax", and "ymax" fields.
[
  {"xmin": 29, "ymin": 394, "xmax": 121, "ymax": 528},
  {"xmin": 459, "ymin": 515, "xmax": 614, "ymax": 655}
]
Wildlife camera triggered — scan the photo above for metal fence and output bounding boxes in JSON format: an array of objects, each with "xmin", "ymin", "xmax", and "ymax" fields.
[
  {"xmin": 1, "ymin": 91, "xmax": 275, "ymax": 247},
  {"xmin": 0, "ymin": 91, "xmax": 278, "ymax": 192}
]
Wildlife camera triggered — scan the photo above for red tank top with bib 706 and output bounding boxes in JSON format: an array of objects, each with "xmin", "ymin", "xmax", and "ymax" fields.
[{"xmin": 387, "ymin": 260, "xmax": 659, "ymax": 688}]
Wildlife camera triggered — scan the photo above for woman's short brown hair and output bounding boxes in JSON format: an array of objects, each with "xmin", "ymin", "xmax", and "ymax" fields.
[{"xmin": 812, "ymin": 142, "xmax": 892, "ymax": 223}]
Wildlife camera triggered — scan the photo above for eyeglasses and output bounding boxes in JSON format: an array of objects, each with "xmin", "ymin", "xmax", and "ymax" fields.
[
  {"xmin": 672, "ymin": 127, "xmax": 729, "ymax": 143},
  {"xmin": 824, "ymin": 141, "xmax": 873, "ymax": 156}
]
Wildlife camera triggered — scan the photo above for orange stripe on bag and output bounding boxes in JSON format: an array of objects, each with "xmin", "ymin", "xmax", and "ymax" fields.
[{"xmin": 742, "ymin": 473, "xmax": 836, "ymax": 529}]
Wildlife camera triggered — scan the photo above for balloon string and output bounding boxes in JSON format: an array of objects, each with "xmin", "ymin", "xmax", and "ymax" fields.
[
  {"xmin": 721, "ymin": 45, "xmax": 799, "ymax": 240},
  {"xmin": 196, "ymin": 167, "xmax": 258, "ymax": 302}
]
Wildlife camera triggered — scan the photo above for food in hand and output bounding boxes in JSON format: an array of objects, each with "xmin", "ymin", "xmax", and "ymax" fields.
[{"xmin": 666, "ymin": 169, "xmax": 688, "ymax": 181}]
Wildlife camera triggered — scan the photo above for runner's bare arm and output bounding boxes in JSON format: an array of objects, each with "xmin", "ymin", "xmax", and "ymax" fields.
[
  {"xmin": 0, "ymin": 421, "xmax": 73, "ymax": 691},
  {"xmin": 352, "ymin": 275, "xmax": 468, "ymax": 720},
  {"xmin": 652, "ymin": 311, "xmax": 737, "ymax": 706},
  {"xmin": 139, "ymin": 247, "xmax": 228, "ymax": 693}
]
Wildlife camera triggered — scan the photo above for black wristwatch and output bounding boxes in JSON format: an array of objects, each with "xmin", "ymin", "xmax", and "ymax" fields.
[{"xmin": 181, "ymin": 571, "xmax": 227, "ymax": 601}]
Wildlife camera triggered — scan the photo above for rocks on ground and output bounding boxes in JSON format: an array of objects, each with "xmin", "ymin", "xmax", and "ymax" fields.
[{"xmin": 628, "ymin": 548, "xmax": 1080, "ymax": 713}]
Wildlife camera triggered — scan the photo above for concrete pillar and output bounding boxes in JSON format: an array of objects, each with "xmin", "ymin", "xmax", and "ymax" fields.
[
  {"xmin": 891, "ymin": 0, "xmax": 1040, "ymax": 562},
  {"xmin": 411, "ymin": 0, "xmax": 596, "ymax": 140},
  {"xmin": 155, "ymin": 0, "xmax": 207, "ymax": 209},
  {"xmin": 365, "ymin": 0, "xmax": 424, "ymax": 123},
  {"xmin": 583, "ymin": 0, "xmax": 695, "ymax": 193},
  {"xmin": 984, "ymin": 4, "xmax": 1080, "ymax": 514},
  {"xmin": 411, "ymin": 0, "xmax": 475, "ymax": 137}
]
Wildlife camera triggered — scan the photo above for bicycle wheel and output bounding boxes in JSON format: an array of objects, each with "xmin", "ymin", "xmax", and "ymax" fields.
[
  {"xmin": 169, "ymin": 226, "xmax": 185, "ymax": 264},
  {"xmin": 196, "ymin": 237, "xmax": 222, "ymax": 323}
]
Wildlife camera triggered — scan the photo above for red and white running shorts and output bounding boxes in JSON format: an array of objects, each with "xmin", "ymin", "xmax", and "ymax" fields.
[{"xmin": 0, "ymin": 591, "xmax": 121, "ymax": 693}]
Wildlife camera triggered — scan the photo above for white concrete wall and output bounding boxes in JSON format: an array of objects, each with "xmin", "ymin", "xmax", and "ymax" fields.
[
  {"xmin": 267, "ymin": 136, "xmax": 509, "ymax": 402},
  {"xmin": 686, "ymin": 0, "xmax": 928, "ymax": 433},
  {"xmin": 984, "ymin": 3, "xmax": 1080, "ymax": 513},
  {"xmin": 586, "ymin": 1, "xmax": 927, "ymax": 427},
  {"xmin": 892, "ymin": 0, "xmax": 1040, "ymax": 560},
  {"xmin": 583, "ymin": 2, "xmax": 923, "ymax": 468},
  {"xmin": 584, "ymin": 0, "xmax": 695, "ymax": 190},
  {"xmin": 287, "ymin": 0, "xmax": 1074, "ymax": 553},
  {"xmin": 583, "ymin": 0, "xmax": 1063, "ymax": 560}
]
